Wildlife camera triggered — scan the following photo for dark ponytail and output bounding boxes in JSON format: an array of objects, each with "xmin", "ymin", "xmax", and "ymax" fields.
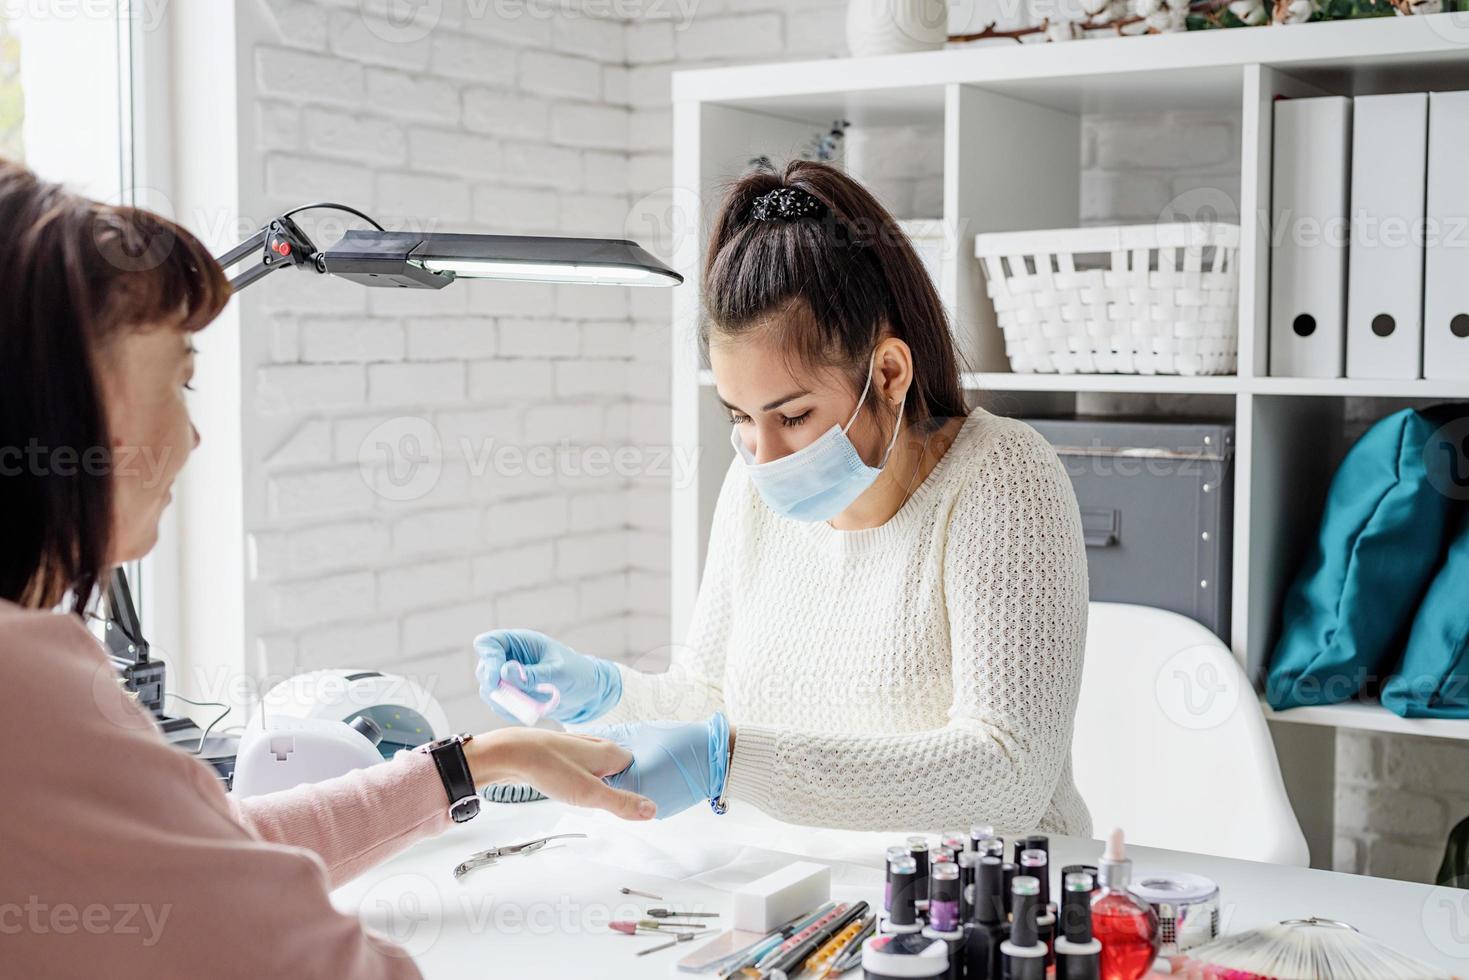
[
  {"xmin": 700, "ymin": 159, "xmax": 968, "ymax": 429},
  {"xmin": 0, "ymin": 158, "xmax": 231, "ymax": 611}
]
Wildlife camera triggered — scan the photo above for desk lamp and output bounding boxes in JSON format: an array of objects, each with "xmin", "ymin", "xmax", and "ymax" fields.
[{"xmin": 103, "ymin": 203, "xmax": 682, "ymax": 761}]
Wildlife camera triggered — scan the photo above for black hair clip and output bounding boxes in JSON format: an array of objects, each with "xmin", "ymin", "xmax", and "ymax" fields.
[{"xmin": 750, "ymin": 187, "xmax": 825, "ymax": 222}]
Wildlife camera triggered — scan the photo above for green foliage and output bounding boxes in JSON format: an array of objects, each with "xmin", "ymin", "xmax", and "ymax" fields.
[
  {"xmin": 1317, "ymin": 0, "xmax": 1396, "ymax": 20},
  {"xmin": 1189, "ymin": 0, "xmax": 1469, "ymax": 26},
  {"xmin": 0, "ymin": 13, "xmax": 20, "ymax": 161},
  {"xmin": 0, "ymin": 80, "xmax": 23, "ymax": 128},
  {"xmin": 1187, "ymin": 9, "xmax": 1250, "ymax": 28}
]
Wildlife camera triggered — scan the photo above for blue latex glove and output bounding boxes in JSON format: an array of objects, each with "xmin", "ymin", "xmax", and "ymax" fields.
[
  {"xmin": 474, "ymin": 629, "xmax": 623, "ymax": 725},
  {"xmin": 578, "ymin": 713, "xmax": 730, "ymax": 820}
]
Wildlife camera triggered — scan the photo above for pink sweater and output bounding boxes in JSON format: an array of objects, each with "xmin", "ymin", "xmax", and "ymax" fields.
[{"xmin": 0, "ymin": 599, "xmax": 452, "ymax": 979}]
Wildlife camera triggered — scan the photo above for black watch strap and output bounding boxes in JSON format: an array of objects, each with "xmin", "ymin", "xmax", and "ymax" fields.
[{"xmin": 423, "ymin": 734, "xmax": 479, "ymax": 823}]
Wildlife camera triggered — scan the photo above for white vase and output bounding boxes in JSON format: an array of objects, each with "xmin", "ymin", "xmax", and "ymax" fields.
[{"xmin": 846, "ymin": 0, "xmax": 949, "ymax": 56}]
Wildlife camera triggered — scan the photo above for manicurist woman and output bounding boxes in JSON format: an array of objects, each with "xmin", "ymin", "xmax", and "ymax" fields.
[
  {"xmin": 0, "ymin": 159, "xmax": 659, "ymax": 978},
  {"xmin": 476, "ymin": 161, "xmax": 1093, "ymax": 836}
]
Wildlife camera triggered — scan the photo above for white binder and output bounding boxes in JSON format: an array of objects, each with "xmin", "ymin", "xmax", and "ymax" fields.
[
  {"xmin": 1270, "ymin": 96, "xmax": 1352, "ymax": 378},
  {"xmin": 1425, "ymin": 90, "xmax": 1469, "ymax": 382},
  {"xmin": 1346, "ymin": 93, "xmax": 1427, "ymax": 380}
]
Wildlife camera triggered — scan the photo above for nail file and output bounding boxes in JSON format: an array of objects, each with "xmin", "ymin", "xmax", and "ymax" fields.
[{"xmin": 731, "ymin": 861, "xmax": 832, "ymax": 934}]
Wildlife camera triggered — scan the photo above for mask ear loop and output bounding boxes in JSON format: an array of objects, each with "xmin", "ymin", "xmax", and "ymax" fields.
[
  {"xmin": 877, "ymin": 398, "xmax": 905, "ymax": 469},
  {"xmin": 841, "ymin": 348, "xmax": 879, "ymax": 434},
  {"xmin": 843, "ymin": 347, "xmax": 906, "ymax": 469}
]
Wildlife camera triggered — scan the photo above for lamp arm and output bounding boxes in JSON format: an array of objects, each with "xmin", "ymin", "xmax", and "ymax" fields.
[
  {"xmin": 214, "ymin": 214, "xmax": 323, "ymax": 293},
  {"xmin": 103, "ymin": 212, "xmax": 327, "ymax": 703},
  {"xmin": 213, "ymin": 203, "xmax": 388, "ymax": 293},
  {"xmin": 215, "ymin": 226, "xmax": 267, "ymax": 271}
]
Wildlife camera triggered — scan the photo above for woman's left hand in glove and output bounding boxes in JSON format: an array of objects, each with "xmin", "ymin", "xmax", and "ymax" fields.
[{"xmin": 575, "ymin": 713, "xmax": 732, "ymax": 820}]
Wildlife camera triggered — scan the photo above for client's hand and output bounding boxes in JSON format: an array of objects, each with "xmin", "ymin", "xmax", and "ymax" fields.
[
  {"xmin": 466, "ymin": 727, "xmax": 656, "ymax": 821},
  {"xmin": 474, "ymin": 628, "xmax": 622, "ymax": 724},
  {"xmin": 576, "ymin": 713, "xmax": 730, "ymax": 820}
]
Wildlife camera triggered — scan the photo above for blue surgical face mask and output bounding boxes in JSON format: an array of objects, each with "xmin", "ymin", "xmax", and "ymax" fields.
[{"xmin": 729, "ymin": 350, "xmax": 904, "ymax": 523}]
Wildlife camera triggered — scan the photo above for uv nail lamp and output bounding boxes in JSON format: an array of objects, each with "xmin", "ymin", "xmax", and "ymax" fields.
[
  {"xmin": 231, "ymin": 715, "xmax": 385, "ymax": 798},
  {"xmin": 257, "ymin": 669, "xmax": 451, "ymax": 758}
]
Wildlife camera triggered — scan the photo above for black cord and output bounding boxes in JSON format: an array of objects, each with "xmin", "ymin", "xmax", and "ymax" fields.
[
  {"xmin": 280, "ymin": 202, "xmax": 386, "ymax": 231},
  {"xmin": 164, "ymin": 693, "xmax": 232, "ymax": 755}
]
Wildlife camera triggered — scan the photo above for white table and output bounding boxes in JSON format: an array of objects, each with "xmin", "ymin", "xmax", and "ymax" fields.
[{"xmin": 332, "ymin": 800, "xmax": 1469, "ymax": 978}]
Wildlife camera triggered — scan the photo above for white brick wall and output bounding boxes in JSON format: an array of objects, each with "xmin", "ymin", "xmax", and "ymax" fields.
[
  {"xmin": 242, "ymin": 0, "xmax": 664, "ymax": 736},
  {"xmin": 1334, "ymin": 731, "xmax": 1465, "ymax": 883},
  {"xmin": 236, "ymin": 1, "xmax": 1453, "ymax": 887}
]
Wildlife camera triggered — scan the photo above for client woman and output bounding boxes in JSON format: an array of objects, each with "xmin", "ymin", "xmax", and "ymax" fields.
[
  {"xmin": 0, "ymin": 159, "xmax": 656, "ymax": 978},
  {"xmin": 477, "ymin": 160, "xmax": 1093, "ymax": 836}
]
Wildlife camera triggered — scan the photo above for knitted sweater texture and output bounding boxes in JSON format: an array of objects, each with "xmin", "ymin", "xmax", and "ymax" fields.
[{"xmin": 599, "ymin": 407, "xmax": 1092, "ymax": 836}]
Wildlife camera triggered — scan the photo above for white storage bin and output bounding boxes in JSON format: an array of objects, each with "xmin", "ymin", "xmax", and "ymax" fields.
[{"xmin": 974, "ymin": 222, "xmax": 1240, "ymax": 376}]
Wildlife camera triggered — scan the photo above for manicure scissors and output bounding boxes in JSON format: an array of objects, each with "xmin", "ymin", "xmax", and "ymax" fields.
[{"xmin": 452, "ymin": 833, "xmax": 589, "ymax": 880}]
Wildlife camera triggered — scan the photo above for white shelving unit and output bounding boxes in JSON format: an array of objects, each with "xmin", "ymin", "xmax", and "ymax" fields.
[{"xmin": 669, "ymin": 16, "xmax": 1469, "ymax": 867}]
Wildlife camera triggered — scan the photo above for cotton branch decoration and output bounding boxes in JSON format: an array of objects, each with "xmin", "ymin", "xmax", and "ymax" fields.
[
  {"xmin": 949, "ymin": 0, "xmax": 1235, "ymax": 40},
  {"xmin": 947, "ymin": 0, "xmax": 1458, "ymax": 41}
]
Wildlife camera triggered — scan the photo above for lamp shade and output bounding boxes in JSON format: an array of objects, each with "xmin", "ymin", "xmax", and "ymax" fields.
[{"xmin": 320, "ymin": 229, "xmax": 682, "ymax": 289}]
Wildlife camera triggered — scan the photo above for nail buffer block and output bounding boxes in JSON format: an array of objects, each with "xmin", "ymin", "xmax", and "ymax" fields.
[{"xmin": 731, "ymin": 861, "xmax": 832, "ymax": 933}]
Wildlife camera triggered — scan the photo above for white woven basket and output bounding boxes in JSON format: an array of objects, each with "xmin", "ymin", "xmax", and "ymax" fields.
[{"xmin": 974, "ymin": 222, "xmax": 1240, "ymax": 376}]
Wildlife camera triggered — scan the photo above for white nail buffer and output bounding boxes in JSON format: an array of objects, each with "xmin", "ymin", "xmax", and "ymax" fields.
[{"xmin": 731, "ymin": 861, "xmax": 832, "ymax": 933}]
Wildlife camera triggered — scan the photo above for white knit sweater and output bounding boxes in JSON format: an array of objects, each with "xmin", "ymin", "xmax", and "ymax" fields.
[{"xmin": 598, "ymin": 407, "xmax": 1092, "ymax": 837}]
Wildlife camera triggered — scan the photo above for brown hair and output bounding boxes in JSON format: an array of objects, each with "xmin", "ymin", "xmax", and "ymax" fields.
[
  {"xmin": 0, "ymin": 158, "xmax": 231, "ymax": 611},
  {"xmin": 700, "ymin": 159, "xmax": 968, "ymax": 430}
]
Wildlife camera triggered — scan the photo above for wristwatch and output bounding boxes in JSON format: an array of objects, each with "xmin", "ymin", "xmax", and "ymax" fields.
[{"xmin": 417, "ymin": 733, "xmax": 480, "ymax": 823}]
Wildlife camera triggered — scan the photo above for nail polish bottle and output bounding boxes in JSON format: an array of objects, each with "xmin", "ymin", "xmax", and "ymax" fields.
[
  {"xmin": 962, "ymin": 856, "xmax": 1008, "ymax": 980},
  {"xmin": 908, "ymin": 836, "xmax": 931, "ymax": 915},
  {"xmin": 921, "ymin": 862, "xmax": 964, "ymax": 980},
  {"xmin": 1056, "ymin": 871, "xmax": 1102, "ymax": 980},
  {"xmin": 1019, "ymin": 847, "xmax": 1055, "ymax": 969},
  {"xmin": 957, "ymin": 850, "xmax": 980, "ymax": 923},
  {"xmin": 970, "ymin": 823, "xmax": 995, "ymax": 853},
  {"xmin": 999, "ymin": 876, "xmax": 1047, "ymax": 980},
  {"xmin": 1031, "ymin": 835, "xmax": 1059, "ymax": 968},
  {"xmin": 883, "ymin": 845, "xmax": 909, "ymax": 924},
  {"xmin": 884, "ymin": 854, "xmax": 924, "ymax": 935},
  {"xmin": 1091, "ymin": 829, "xmax": 1160, "ymax": 980}
]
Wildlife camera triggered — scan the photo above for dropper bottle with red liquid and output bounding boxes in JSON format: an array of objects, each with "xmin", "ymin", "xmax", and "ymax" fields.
[{"xmin": 1090, "ymin": 828, "xmax": 1159, "ymax": 980}]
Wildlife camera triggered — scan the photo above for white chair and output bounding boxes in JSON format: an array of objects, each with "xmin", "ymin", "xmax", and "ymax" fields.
[{"xmin": 1072, "ymin": 601, "xmax": 1310, "ymax": 867}]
